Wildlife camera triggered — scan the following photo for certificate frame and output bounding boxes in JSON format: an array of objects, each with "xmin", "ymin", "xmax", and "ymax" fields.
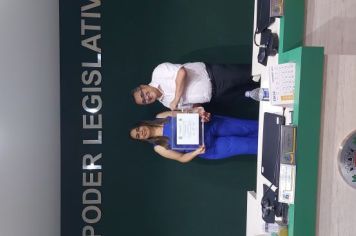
[{"xmin": 170, "ymin": 112, "xmax": 205, "ymax": 150}]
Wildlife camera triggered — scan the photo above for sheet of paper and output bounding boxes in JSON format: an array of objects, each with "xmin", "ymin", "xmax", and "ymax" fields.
[
  {"xmin": 278, "ymin": 164, "xmax": 296, "ymax": 204},
  {"xmin": 269, "ymin": 62, "xmax": 296, "ymax": 106},
  {"xmin": 176, "ymin": 113, "xmax": 199, "ymax": 145}
]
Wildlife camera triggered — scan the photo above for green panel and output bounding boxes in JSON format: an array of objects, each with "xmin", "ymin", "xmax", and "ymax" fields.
[
  {"xmin": 279, "ymin": 47, "xmax": 324, "ymax": 236},
  {"xmin": 288, "ymin": 204, "xmax": 295, "ymax": 236},
  {"xmin": 279, "ymin": 0, "xmax": 305, "ymax": 53}
]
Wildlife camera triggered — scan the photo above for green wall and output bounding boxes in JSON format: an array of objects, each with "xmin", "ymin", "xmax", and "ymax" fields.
[
  {"xmin": 61, "ymin": 0, "xmax": 256, "ymax": 235},
  {"xmin": 103, "ymin": 1, "xmax": 256, "ymax": 236}
]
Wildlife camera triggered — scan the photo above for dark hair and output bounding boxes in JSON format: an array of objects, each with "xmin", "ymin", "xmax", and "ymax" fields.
[
  {"xmin": 131, "ymin": 86, "xmax": 140, "ymax": 96},
  {"xmin": 130, "ymin": 118, "xmax": 170, "ymax": 148},
  {"xmin": 131, "ymin": 86, "xmax": 140, "ymax": 103}
]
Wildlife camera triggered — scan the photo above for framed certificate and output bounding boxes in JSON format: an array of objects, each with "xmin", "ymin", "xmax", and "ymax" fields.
[{"xmin": 170, "ymin": 112, "xmax": 204, "ymax": 150}]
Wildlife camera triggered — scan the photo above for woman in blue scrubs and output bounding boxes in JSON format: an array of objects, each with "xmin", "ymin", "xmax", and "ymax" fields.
[{"xmin": 130, "ymin": 108, "xmax": 258, "ymax": 163}]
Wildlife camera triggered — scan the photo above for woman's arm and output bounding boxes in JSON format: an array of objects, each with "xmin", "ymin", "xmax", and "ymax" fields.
[
  {"xmin": 156, "ymin": 111, "xmax": 175, "ymax": 118},
  {"xmin": 154, "ymin": 145, "xmax": 205, "ymax": 163},
  {"xmin": 156, "ymin": 107, "xmax": 211, "ymax": 122},
  {"xmin": 156, "ymin": 106, "xmax": 205, "ymax": 118}
]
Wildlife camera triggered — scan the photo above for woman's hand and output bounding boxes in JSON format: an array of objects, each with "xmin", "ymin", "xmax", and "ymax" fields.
[
  {"xmin": 199, "ymin": 111, "xmax": 211, "ymax": 122},
  {"xmin": 193, "ymin": 145, "xmax": 206, "ymax": 155},
  {"xmin": 193, "ymin": 107, "xmax": 211, "ymax": 122}
]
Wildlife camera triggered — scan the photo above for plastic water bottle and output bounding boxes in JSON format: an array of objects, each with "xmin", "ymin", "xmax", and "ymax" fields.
[{"xmin": 245, "ymin": 88, "xmax": 269, "ymax": 101}]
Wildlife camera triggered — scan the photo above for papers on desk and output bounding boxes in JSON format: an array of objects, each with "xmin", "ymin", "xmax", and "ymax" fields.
[
  {"xmin": 278, "ymin": 164, "xmax": 296, "ymax": 204},
  {"xmin": 270, "ymin": 0, "xmax": 285, "ymax": 17},
  {"xmin": 269, "ymin": 62, "xmax": 296, "ymax": 106}
]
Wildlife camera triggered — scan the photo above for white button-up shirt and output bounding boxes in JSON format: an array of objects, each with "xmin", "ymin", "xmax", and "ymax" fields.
[{"xmin": 149, "ymin": 62, "xmax": 212, "ymax": 108}]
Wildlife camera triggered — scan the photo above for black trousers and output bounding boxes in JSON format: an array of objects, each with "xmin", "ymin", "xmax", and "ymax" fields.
[
  {"xmin": 205, "ymin": 63, "xmax": 255, "ymax": 101},
  {"xmin": 204, "ymin": 63, "xmax": 259, "ymax": 118}
]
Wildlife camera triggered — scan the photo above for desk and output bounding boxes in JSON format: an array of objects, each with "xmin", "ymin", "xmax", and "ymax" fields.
[
  {"xmin": 245, "ymin": 0, "xmax": 324, "ymax": 235},
  {"xmin": 246, "ymin": 0, "xmax": 283, "ymax": 234}
]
